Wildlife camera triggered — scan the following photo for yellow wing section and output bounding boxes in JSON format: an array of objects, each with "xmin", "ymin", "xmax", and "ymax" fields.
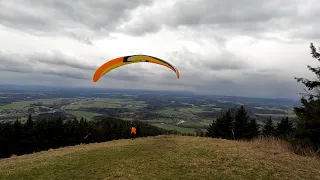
[{"xmin": 101, "ymin": 62, "xmax": 135, "ymax": 77}]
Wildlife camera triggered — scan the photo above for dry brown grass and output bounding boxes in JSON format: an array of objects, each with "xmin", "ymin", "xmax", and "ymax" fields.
[
  {"xmin": 0, "ymin": 135, "xmax": 319, "ymax": 180},
  {"xmin": 246, "ymin": 136, "xmax": 320, "ymax": 157},
  {"xmin": 245, "ymin": 137, "xmax": 292, "ymax": 154}
]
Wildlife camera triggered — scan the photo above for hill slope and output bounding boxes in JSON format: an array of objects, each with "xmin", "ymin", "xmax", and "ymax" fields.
[{"xmin": 0, "ymin": 136, "xmax": 319, "ymax": 180}]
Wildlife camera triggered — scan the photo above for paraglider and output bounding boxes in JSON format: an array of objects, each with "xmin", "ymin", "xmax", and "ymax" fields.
[
  {"xmin": 130, "ymin": 126, "xmax": 137, "ymax": 140},
  {"xmin": 93, "ymin": 55, "xmax": 180, "ymax": 82}
]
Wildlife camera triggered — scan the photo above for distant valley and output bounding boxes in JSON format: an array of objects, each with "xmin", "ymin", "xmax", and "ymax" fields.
[{"xmin": 0, "ymin": 85, "xmax": 300, "ymax": 134}]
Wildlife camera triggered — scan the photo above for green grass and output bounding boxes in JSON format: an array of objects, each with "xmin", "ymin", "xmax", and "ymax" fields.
[
  {"xmin": 0, "ymin": 136, "xmax": 319, "ymax": 180},
  {"xmin": 62, "ymin": 100, "xmax": 122, "ymax": 110},
  {"xmin": 142, "ymin": 118, "xmax": 174, "ymax": 123},
  {"xmin": 0, "ymin": 99, "xmax": 59, "ymax": 110},
  {"xmin": 180, "ymin": 120, "xmax": 207, "ymax": 127},
  {"xmin": 155, "ymin": 108, "xmax": 199, "ymax": 120},
  {"xmin": 199, "ymin": 119, "xmax": 214, "ymax": 126},
  {"xmin": 255, "ymin": 114, "xmax": 297, "ymax": 118},
  {"xmin": 180, "ymin": 107, "xmax": 203, "ymax": 113},
  {"xmin": 62, "ymin": 98, "xmax": 147, "ymax": 110},
  {"xmin": 151, "ymin": 123, "xmax": 196, "ymax": 134}
]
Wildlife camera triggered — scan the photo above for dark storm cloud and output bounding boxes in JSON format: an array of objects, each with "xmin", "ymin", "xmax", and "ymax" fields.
[{"xmin": 0, "ymin": 0, "xmax": 154, "ymax": 42}]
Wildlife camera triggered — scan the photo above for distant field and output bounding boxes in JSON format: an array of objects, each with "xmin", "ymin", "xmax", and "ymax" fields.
[
  {"xmin": 0, "ymin": 99, "xmax": 58, "ymax": 110},
  {"xmin": 0, "ymin": 136, "xmax": 319, "ymax": 180},
  {"xmin": 66, "ymin": 111, "xmax": 101, "ymax": 120},
  {"xmin": 151, "ymin": 123, "xmax": 196, "ymax": 134},
  {"xmin": 155, "ymin": 108, "xmax": 198, "ymax": 120},
  {"xmin": 141, "ymin": 118, "xmax": 175, "ymax": 123},
  {"xmin": 0, "ymin": 95, "xmax": 297, "ymax": 134},
  {"xmin": 199, "ymin": 119, "xmax": 214, "ymax": 126},
  {"xmin": 62, "ymin": 98, "xmax": 146, "ymax": 110},
  {"xmin": 256, "ymin": 113, "xmax": 297, "ymax": 118},
  {"xmin": 118, "ymin": 117, "xmax": 135, "ymax": 121},
  {"xmin": 62, "ymin": 98, "xmax": 123, "ymax": 110}
]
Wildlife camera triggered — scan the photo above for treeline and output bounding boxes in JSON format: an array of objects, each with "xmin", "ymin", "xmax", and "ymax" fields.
[
  {"xmin": 0, "ymin": 115, "xmax": 179, "ymax": 159},
  {"xmin": 205, "ymin": 104, "xmax": 319, "ymax": 155},
  {"xmin": 205, "ymin": 106, "xmax": 294, "ymax": 140}
]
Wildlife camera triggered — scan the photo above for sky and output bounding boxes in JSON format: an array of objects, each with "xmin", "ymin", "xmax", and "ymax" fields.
[{"xmin": 0, "ymin": 0, "xmax": 320, "ymax": 99}]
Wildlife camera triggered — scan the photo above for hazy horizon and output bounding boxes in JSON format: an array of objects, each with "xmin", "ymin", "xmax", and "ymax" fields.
[{"xmin": 0, "ymin": 83, "xmax": 301, "ymax": 102}]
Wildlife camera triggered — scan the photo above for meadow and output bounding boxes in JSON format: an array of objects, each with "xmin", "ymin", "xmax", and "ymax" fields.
[{"xmin": 0, "ymin": 135, "xmax": 318, "ymax": 180}]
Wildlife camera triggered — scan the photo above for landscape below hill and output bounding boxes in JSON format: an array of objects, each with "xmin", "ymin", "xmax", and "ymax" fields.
[{"xmin": 0, "ymin": 85, "xmax": 299, "ymax": 134}]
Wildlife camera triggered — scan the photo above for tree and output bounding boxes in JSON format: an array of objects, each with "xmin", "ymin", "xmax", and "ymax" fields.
[
  {"xmin": 262, "ymin": 116, "xmax": 275, "ymax": 137},
  {"xmin": 275, "ymin": 117, "xmax": 293, "ymax": 138},
  {"xmin": 26, "ymin": 114, "xmax": 33, "ymax": 127},
  {"xmin": 234, "ymin": 106, "xmax": 250, "ymax": 139},
  {"xmin": 206, "ymin": 109, "xmax": 234, "ymax": 139},
  {"xmin": 246, "ymin": 118, "xmax": 260, "ymax": 139},
  {"xmin": 295, "ymin": 43, "xmax": 320, "ymax": 99},
  {"xmin": 293, "ymin": 43, "xmax": 320, "ymax": 153}
]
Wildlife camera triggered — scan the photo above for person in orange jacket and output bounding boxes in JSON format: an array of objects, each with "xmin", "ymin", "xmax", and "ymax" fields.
[{"xmin": 130, "ymin": 127, "xmax": 137, "ymax": 140}]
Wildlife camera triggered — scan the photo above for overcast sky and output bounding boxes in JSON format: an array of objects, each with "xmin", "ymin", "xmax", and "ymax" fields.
[{"xmin": 0, "ymin": 0, "xmax": 319, "ymax": 99}]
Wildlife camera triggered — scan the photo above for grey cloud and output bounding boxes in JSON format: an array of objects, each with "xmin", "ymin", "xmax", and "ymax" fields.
[
  {"xmin": 189, "ymin": 71, "xmax": 301, "ymax": 99},
  {"xmin": 0, "ymin": 51, "xmax": 94, "ymax": 80},
  {"xmin": 69, "ymin": 32, "xmax": 93, "ymax": 45},
  {"xmin": 0, "ymin": 0, "xmax": 154, "ymax": 42},
  {"xmin": 43, "ymin": 71, "xmax": 90, "ymax": 80},
  {"xmin": 202, "ymin": 52, "xmax": 249, "ymax": 71},
  {"xmin": 170, "ymin": 0, "xmax": 290, "ymax": 26},
  {"xmin": 120, "ymin": 0, "xmax": 298, "ymax": 36},
  {"xmin": 0, "ymin": 67, "xmax": 32, "ymax": 74},
  {"xmin": 0, "ymin": 51, "xmax": 34, "ymax": 73},
  {"xmin": 120, "ymin": 0, "xmax": 320, "ymax": 42},
  {"xmin": 2, "ymin": 0, "xmax": 318, "ymax": 42},
  {"xmin": 169, "ymin": 47, "xmax": 250, "ymax": 72},
  {"xmin": 30, "ymin": 51, "xmax": 97, "ymax": 71}
]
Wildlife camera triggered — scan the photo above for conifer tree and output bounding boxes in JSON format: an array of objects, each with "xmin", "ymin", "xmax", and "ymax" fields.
[
  {"xmin": 246, "ymin": 118, "xmax": 260, "ymax": 139},
  {"xmin": 262, "ymin": 116, "xmax": 275, "ymax": 137},
  {"xmin": 275, "ymin": 117, "xmax": 293, "ymax": 138},
  {"xmin": 26, "ymin": 114, "xmax": 33, "ymax": 127},
  {"xmin": 206, "ymin": 110, "xmax": 234, "ymax": 139},
  {"xmin": 234, "ymin": 106, "xmax": 250, "ymax": 139},
  {"xmin": 293, "ymin": 43, "xmax": 320, "ymax": 152}
]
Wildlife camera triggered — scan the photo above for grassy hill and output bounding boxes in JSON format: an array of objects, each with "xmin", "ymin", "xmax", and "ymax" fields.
[{"xmin": 0, "ymin": 136, "xmax": 319, "ymax": 180}]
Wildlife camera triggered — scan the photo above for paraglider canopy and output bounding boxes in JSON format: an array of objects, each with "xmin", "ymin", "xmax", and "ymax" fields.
[{"xmin": 93, "ymin": 55, "xmax": 180, "ymax": 82}]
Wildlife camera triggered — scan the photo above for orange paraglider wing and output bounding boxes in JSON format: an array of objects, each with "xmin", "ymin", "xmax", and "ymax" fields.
[{"xmin": 93, "ymin": 55, "xmax": 180, "ymax": 82}]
